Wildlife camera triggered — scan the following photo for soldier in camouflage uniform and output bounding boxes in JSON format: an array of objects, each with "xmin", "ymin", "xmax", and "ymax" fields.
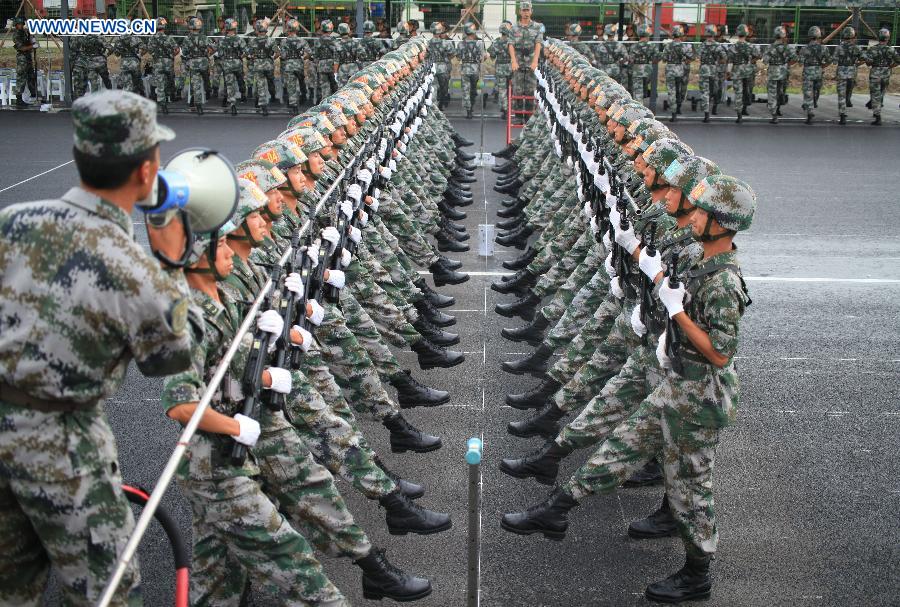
[
  {"xmin": 247, "ymin": 20, "xmax": 278, "ymax": 115},
  {"xmin": 799, "ymin": 26, "xmax": 831, "ymax": 124},
  {"xmin": 75, "ymin": 33, "xmax": 108, "ymax": 97},
  {"xmin": 627, "ymin": 25, "xmax": 660, "ymax": 103},
  {"xmin": 12, "ymin": 17, "xmax": 37, "ymax": 107},
  {"xmin": 661, "ymin": 25, "xmax": 694, "ymax": 121},
  {"xmin": 729, "ymin": 24, "xmax": 758, "ymax": 123},
  {"xmin": 458, "ymin": 23, "xmax": 485, "ymax": 119},
  {"xmin": 564, "ymin": 23, "xmax": 591, "ymax": 58},
  {"xmin": 698, "ymin": 25, "xmax": 727, "ymax": 122},
  {"xmin": 217, "ymin": 18, "xmax": 245, "ymax": 115},
  {"xmin": 280, "ymin": 18, "xmax": 309, "ymax": 112},
  {"xmin": 312, "ymin": 20, "xmax": 339, "ymax": 104},
  {"xmin": 145, "ymin": 17, "xmax": 179, "ymax": 112},
  {"xmin": 183, "ymin": 16, "xmax": 213, "ymax": 113},
  {"xmin": 335, "ymin": 22, "xmax": 360, "ymax": 86},
  {"xmin": 359, "ymin": 20, "xmax": 387, "ymax": 64},
  {"xmin": 428, "ymin": 22, "xmax": 455, "ymax": 109},
  {"xmin": 863, "ymin": 28, "xmax": 899, "ymax": 126},
  {"xmin": 508, "ymin": 0, "xmax": 543, "ymax": 119},
  {"xmin": 0, "ymin": 90, "xmax": 192, "ymax": 607},
  {"xmin": 834, "ymin": 27, "xmax": 863, "ymax": 124},
  {"xmin": 592, "ymin": 24, "xmax": 627, "ymax": 85},
  {"xmin": 762, "ymin": 25, "xmax": 797, "ymax": 124},
  {"xmin": 488, "ymin": 21, "xmax": 513, "ymax": 118},
  {"xmin": 110, "ymin": 30, "xmax": 144, "ymax": 95}
]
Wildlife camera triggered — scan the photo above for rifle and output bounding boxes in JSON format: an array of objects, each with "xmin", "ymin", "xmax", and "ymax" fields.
[
  {"xmin": 664, "ymin": 248, "xmax": 683, "ymax": 375},
  {"xmin": 638, "ymin": 221, "xmax": 657, "ymax": 346},
  {"xmin": 231, "ymin": 265, "xmax": 282, "ymax": 465},
  {"xmin": 266, "ymin": 233, "xmax": 302, "ymax": 412},
  {"xmin": 289, "ymin": 232, "xmax": 316, "ymax": 369}
]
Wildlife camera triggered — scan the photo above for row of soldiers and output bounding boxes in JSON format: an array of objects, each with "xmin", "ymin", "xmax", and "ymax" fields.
[
  {"xmin": 0, "ymin": 37, "xmax": 484, "ymax": 605},
  {"xmin": 566, "ymin": 22, "xmax": 897, "ymax": 124},
  {"xmin": 487, "ymin": 38, "xmax": 756, "ymax": 603}
]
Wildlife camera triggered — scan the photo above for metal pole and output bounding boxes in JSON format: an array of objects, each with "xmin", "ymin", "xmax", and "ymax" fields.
[
  {"xmin": 355, "ymin": 0, "xmax": 364, "ymax": 37},
  {"xmin": 465, "ymin": 437, "xmax": 483, "ymax": 607},
  {"xmin": 152, "ymin": 0, "xmax": 158, "ymax": 19},
  {"xmin": 617, "ymin": 3, "xmax": 624, "ymax": 41},
  {"xmin": 650, "ymin": 2, "xmax": 661, "ymax": 112},
  {"xmin": 60, "ymin": 0, "xmax": 71, "ymax": 106}
]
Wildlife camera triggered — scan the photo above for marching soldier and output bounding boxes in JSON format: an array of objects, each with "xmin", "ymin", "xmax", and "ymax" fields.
[
  {"xmin": 661, "ymin": 24, "xmax": 694, "ymax": 121},
  {"xmin": 280, "ymin": 18, "xmax": 309, "ymax": 113},
  {"xmin": 145, "ymin": 17, "xmax": 179, "ymax": 113},
  {"xmin": 564, "ymin": 23, "xmax": 590, "ymax": 57},
  {"xmin": 729, "ymin": 24, "xmax": 758, "ymax": 123},
  {"xmin": 799, "ymin": 26, "xmax": 831, "ymax": 125},
  {"xmin": 834, "ymin": 26, "xmax": 863, "ymax": 124},
  {"xmin": 592, "ymin": 23, "xmax": 627, "ymax": 85},
  {"xmin": 697, "ymin": 24, "xmax": 726, "ymax": 122},
  {"xmin": 12, "ymin": 17, "xmax": 38, "ymax": 107},
  {"xmin": 183, "ymin": 16, "xmax": 214, "ymax": 114},
  {"xmin": 508, "ymin": 0, "xmax": 543, "ymax": 120},
  {"xmin": 73, "ymin": 32, "xmax": 107, "ymax": 98},
  {"xmin": 627, "ymin": 24, "xmax": 660, "ymax": 103},
  {"xmin": 313, "ymin": 19, "xmax": 339, "ymax": 104},
  {"xmin": 428, "ymin": 22, "xmax": 455, "ymax": 109},
  {"xmin": 247, "ymin": 20, "xmax": 279, "ymax": 115},
  {"xmin": 488, "ymin": 21, "xmax": 514, "ymax": 119},
  {"xmin": 458, "ymin": 23, "xmax": 485, "ymax": 119},
  {"xmin": 109, "ymin": 28, "xmax": 145, "ymax": 95},
  {"xmin": 217, "ymin": 17, "xmax": 246, "ymax": 115},
  {"xmin": 359, "ymin": 20, "xmax": 387, "ymax": 64},
  {"xmin": 762, "ymin": 25, "xmax": 797, "ymax": 124},
  {"xmin": 863, "ymin": 28, "xmax": 899, "ymax": 126},
  {"xmin": 335, "ymin": 22, "xmax": 360, "ymax": 85}
]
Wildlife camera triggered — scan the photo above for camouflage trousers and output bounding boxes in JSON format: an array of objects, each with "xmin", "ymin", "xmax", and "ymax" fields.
[
  {"xmin": 72, "ymin": 64, "xmax": 102, "ymax": 98},
  {"xmin": 767, "ymin": 77, "xmax": 787, "ymax": 116},
  {"xmin": 434, "ymin": 71, "xmax": 451, "ymax": 103},
  {"xmin": 282, "ymin": 58, "xmax": 305, "ymax": 106},
  {"xmin": 802, "ymin": 67, "xmax": 823, "ymax": 114},
  {"xmin": 546, "ymin": 293, "xmax": 623, "ymax": 386},
  {"xmin": 531, "ymin": 229, "xmax": 594, "ymax": 299},
  {"xmin": 378, "ymin": 192, "xmax": 440, "ymax": 268},
  {"xmin": 511, "ymin": 67, "xmax": 536, "ymax": 105},
  {"xmin": 313, "ymin": 66, "xmax": 336, "ymax": 104},
  {"xmin": 181, "ymin": 472, "xmax": 347, "ymax": 606},
  {"xmin": 15, "ymin": 53, "xmax": 35, "ymax": 97},
  {"xmin": 630, "ymin": 72, "xmax": 650, "ymax": 102},
  {"xmin": 527, "ymin": 209, "xmax": 586, "ymax": 277},
  {"xmin": 0, "ymin": 405, "xmax": 140, "ymax": 607},
  {"xmin": 836, "ymin": 77, "xmax": 855, "ymax": 115},
  {"xmin": 152, "ymin": 59, "xmax": 175, "ymax": 102},
  {"xmin": 699, "ymin": 71, "xmax": 718, "ymax": 112},
  {"xmin": 496, "ymin": 68, "xmax": 511, "ymax": 111},
  {"xmin": 563, "ymin": 368, "xmax": 731, "ymax": 557},
  {"xmin": 664, "ymin": 67, "xmax": 687, "ymax": 108},
  {"xmin": 116, "ymin": 57, "xmax": 143, "ymax": 94},
  {"xmin": 220, "ymin": 58, "xmax": 243, "ymax": 104},
  {"xmin": 733, "ymin": 75, "xmax": 753, "ymax": 112},
  {"xmin": 544, "ymin": 265, "xmax": 612, "ymax": 351},
  {"xmin": 186, "ymin": 57, "xmax": 209, "ymax": 104},
  {"xmin": 337, "ymin": 63, "xmax": 358, "ymax": 86},
  {"xmin": 253, "ymin": 61, "xmax": 274, "ymax": 105},
  {"xmin": 343, "ymin": 270, "xmax": 416, "ymax": 367},
  {"xmin": 869, "ymin": 68, "xmax": 890, "ymax": 116},
  {"xmin": 461, "ymin": 73, "xmax": 479, "ymax": 111}
]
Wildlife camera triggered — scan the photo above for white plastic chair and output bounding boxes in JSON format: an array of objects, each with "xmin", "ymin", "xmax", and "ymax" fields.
[{"xmin": 0, "ymin": 75, "xmax": 9, "ymax": 106}]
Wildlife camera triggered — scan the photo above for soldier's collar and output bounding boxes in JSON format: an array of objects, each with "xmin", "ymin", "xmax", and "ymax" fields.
[{"xmin": 60, "ymin": 187, "xmax": 133, "ymax": 237}]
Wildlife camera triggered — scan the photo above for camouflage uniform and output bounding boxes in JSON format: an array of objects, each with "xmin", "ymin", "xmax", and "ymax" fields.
[
  {"xmin": 834, "ymin": 37, "xmax": 862, "ymax": 115},
  {"xmin": 428, "ymin": 34, "xmax": 456, "ymax": 105},
  {"xmin": 488, "ymin": 34, "xmax": 512, "ymax": 112},
  {"xmin": 280, "ymin": 32, "xmax": 308, "ymax": 107},
  {"xmin": 146, "ymin": 29, "xmax": 178, "ymax": 103},
  {"xmin": 313, "ymin": 32, "xmax": 339, "ymax": 103},
  {"xmin": 628, "ymin": 37, "xmax": 660, "ymax": 101},
  {"xmin": 110, "ymin": 34, "xmax": 144, "ymax": 94},
  {"xmin": 75, "ymin": 34, "xmax": 107, "ymax": 97},
  {"xmin": 335, "ymin": 33, "xmax": 360, "ymax": 85},
  {"xmin": 661, "ymin": 38, "xmax": 694, "ymax": 110},
  {"xmin": 729, "ymin": 37, "xmax": 758, "ymax": 113},
  {"xmin": 864, "ymin": 41, "xmax": 899, "ymax": 118},
  {"xmin": 762, "ymin": 38, "xmax": 797, "ymax": 116},
  {"xmin": 359, "ymin": 32, "xmax": 387, "ymax": 64},
  {"xmin": 217, "ymin": 31, "xmax": 246, "ymax": 105},
  {"xmin": 12, "ymin": 25, "xmax": 36, "ymax": 100},
  {"xmin": 698, "ymin": 37, "xmax": 727, "ymax": 112},
  {"xmin": 509, "ymin": 20, "xmax": 543, "ymax": 101},
  {"xmin": 0, "ymin": 91, "xmax": 189, "ymax": 607},
  {"xmin": 182, "ymin": 28, "xmax": 213, "ymax": 105},
  {"xmin": 458, "ymin": 36, "xmax": 485, "ymax": 113},
  {"xmin": 799, "ymin": 39, "xmax": 830, "ymax": 115},
  {"xmin": 247, "ymin": 33, "xmax": 277, "ymax": 107}
]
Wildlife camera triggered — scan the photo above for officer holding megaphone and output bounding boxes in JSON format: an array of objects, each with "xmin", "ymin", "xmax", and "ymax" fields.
[{"xmin": 0, "ymin": 90, "xmax": 233, "ymax": 606}]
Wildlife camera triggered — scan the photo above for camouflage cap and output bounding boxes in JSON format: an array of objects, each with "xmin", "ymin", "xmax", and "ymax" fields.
[
  {"xmin": 285, "ymin": 19, "xmax": 299, "ymax": 32},
  {"xmin": 704, "ymin": 24, "xmax": 717, "ymax": 37},
  {"xmin": 566, "ymin": 23, "xmax": 582, "ymax": 37},
  {"xmin": 643, "ymin": 137, "xmax": 694, "ymax": 173},
  {"xmin": 663, "ymin": 155, "xmax": 721, "ymax": 196},
  {"xmin": 253, "ymin": 139, "xmax": 306, "ymax": 171},
  {"xmin": 518, "ymin": 0, "xmax": 532, "ymax": 10},
  {"xmin": 321, "ymin": 19, "xmax": 334, "ymax": 33},
  {"xmin": 234, "ymin": 159, "xmax": 287, "ymax": 192},
  {"xmin": 633, "ymin": 122, "xmax": 672, "ymax": 153},
  {"xmin": 773, "ymin": 25, "xmax": 787, "ymax": 39},
  {"xmin": 464, "ymin": 23, "xmax": 477, "ymax": 36},
  {"xmin": 72, "ymin": 90, "xmax": 175, "ymax": 158},
  {"xmin": 288, "ymin": 111, "xmax": 337, "ymax": 135},
  {"xmin": 225, "ymin": 17, "xmax": 239, "ymax": 31},
  {"xmin": 615, "ymin": 104, "xmax": 654, "ymax": 129},
  {"xmin": 500, "ymin": 20, "xmax": 513, "ymax": 36},
  {"xmin": 338, "ymin": 22, "xmax": 351, "ymax": 35},
  {"xmin": 878, "ymin": 28, "xmax": 890, "ymax": 41},
  {"xmin": 190, "ymin": 219, "xmax": 239, "ymax": 263},
  {"xmin": 363, "ymin": 20, "xmax": 375, "ymax": 33},
  {"xmin": 808, "ymin": 26, "xmax": 822, "ymax": 39},
  {"xmin": 235, "ymin": 177, "xmax": 269, "ymax": 219},
  {"xmin": 433, "ymin": 22, "xmax": 446, "ymax": 35},
  {"xmin": 841, "ymin": 26, "xmax": 855, "ymax": 39},
  {"xmin": 312, "ymin": 102, "xmax": 348, "ymax": 127},
  {"xmin": 688, "ymin": 174, "xmax": 756, "ymax": 231},
  {"xmin": 672, "ymin": 25, "xmax": 684, "ymax": 38},
  {"xmin": 735, "ymin": 24, "xmax": 748, "ymax": 37},
  {"xmin": 604, "ymin": 23, "xmax": 617, "ymax": 37},
  {"xmin": 279, "ymin": 127, "xmax": 329, "ymax": 157}
]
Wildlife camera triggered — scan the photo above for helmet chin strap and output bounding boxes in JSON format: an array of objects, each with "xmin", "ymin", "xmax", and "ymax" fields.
[
  {"xmin": 229, "ymin": 222, "xmax": 265, "ymax": 247},
  {"xmin": 675, "ymin": 193, "xmax": 692, "ymax": 217},
  {"xmin": 698, "ymin": 213, "xmax": 731, "ymax": 242}
]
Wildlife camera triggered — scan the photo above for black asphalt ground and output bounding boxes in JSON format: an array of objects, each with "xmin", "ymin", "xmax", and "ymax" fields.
[{"xmin": 1, "ymin": 109, "xmax": 899, "ymax": 606}]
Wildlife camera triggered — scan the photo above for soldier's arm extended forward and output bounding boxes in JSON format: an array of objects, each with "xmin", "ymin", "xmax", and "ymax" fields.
[{"xmin": 508, "ymin": 42, "xmax": 518, "ymax": 71}]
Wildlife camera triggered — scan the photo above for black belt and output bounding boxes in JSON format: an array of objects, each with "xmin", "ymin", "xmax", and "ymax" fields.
[{"xmin": 0, "ymin": 382, "xmax": 97, "ymax": 413}]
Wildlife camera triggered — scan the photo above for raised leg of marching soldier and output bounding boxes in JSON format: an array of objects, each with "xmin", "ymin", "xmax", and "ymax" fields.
[
  {"xmin": 544, "ymin": 294, "xmax": 623, "ymax": 387},
  {"xmin": 802, "ymin": 70, "xmax": 819, "ymax": 122},
  {"xmin": 188, "ymin": 60, "xmax": 207, "ymax": 111},
  {"xmin": 869, "ymin": 70, "xmax": 889, "ymax": 125},
  {"xmin": 153, "ymin": 62, "xmax": 169, "ymax": 106},
  {"xmin": 255, "ymin": 65, "xmax": 272, "ymax": 114},
  {"xmin": 283, "ymin": 60, "xmax": 304, "ymax": 110},
  {"xmin": 700, "ymin": 74, "xmax": 714, "ymax": 121}
]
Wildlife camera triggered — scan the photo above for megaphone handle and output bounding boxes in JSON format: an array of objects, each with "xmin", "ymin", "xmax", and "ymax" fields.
[{"xmin": 151, "ymin": 211, "xmax": 194, "ymax": 269}]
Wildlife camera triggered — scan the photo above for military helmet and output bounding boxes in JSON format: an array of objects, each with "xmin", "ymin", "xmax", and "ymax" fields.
[
  {"xmin": 671, "ymin": 25, "xmax": 684, "ymax": 38},
  {"xmin": 567, "ymin": 23, "xmax": 582, "ymax": 37},
  {"xmin": 235, "ymin": 177, "xmax": 269, "ymax": 219},
  {"xmin": 225, "ymin": 18, "xmax": 239, "ymax": 31},
  {"xmin": 234, "ymin": 159, "xmax": 287, "ymax": 193},
  {"xmin": 254, "ymin": 20, "xmax": 267, "ymax": 33},
  {"xmin": 628, "ymin": 117, "xmax": 666, "ymax": 138},
  {"xmin": 321, "ymin": 19, "xmax": 334, "ymax": 33},
  {"xmin": 338, "ymin": 22, "xmax": 351, "ymax": 35},
  {"xmin": 464, "ymin": 23, "xmax": 477, "ymax": 36},
  {"xmin": 688, "ymin": 175, "xmax": 756, "ymax": 232},
  {"xmin": 433, "ymin": 22, "xmax": 446, "ymax": 35},
  {"xmin": 636, "ymin": 24, "xmax": 651, "ymax": 38},
  {"xmin": 253, "ymin": 140, "xmax": 307, "ymax": 171},
  {"xmin": 643, "ymin": 138, "xmax": 694, "ymax": 173},
  {"xmin": 635, "ymin": 122, "xmax": 672, "ymax": 153},
  {"xmin": 363, "ymin": 20, "xmax": 376, "ymax": 33},
  {"xmin": 500, "ymin": 20, "xmax": 513, "ymax": 36},
  {"xmin": 808, "ymin": 26, "xmax": 822, "ymax": 39},
  {"xmin": 616, "ymin": 104, "xmax": 654, "ymax": 129},
  {"xmin": 878, "ymin": 28, "xmax": 890, "ymax": 41},
  {"xmin": 841, "ymin": 26, "xmax": 855, "ymax": 40},
  {"xmin": 280, "ymin": 127, "xmax": 329, "ymax": 157},
  {"xmin": 663, "ymin": 156, "xmax": 721, "ymax": 197},
  {"xmin": 189, "ymin": 219, "xmax": 239, "ymax": 264},
  {"xmin": 604, "ymin": 23, "xmax": 617, "ymax": 37},
  {"xmin": 735, "ymin": 24, "xmax": 749, "ymax": 37},
  {"xmin": 157, "ymin": 17, "xmax": 168, "ymax": 29},
  {"xmin": 188, "ymin": 15, "xmax": 202, "ymax": 30},
  {"xmin": 14, "ymin": 16, "xmax": 25, "ymax": 25},
  {"xmin": 704, "ymin": 24, "xmax": 717, "ymax": 37},
  {"xmin": 773, "ymin": 25, "xmax": 787, "ymax": 39}
]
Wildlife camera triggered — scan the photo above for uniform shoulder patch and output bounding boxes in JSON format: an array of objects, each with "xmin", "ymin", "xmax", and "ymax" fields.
[{"xmin": 170, "ymin": 298, "xmax": 189, "ymax": 335}]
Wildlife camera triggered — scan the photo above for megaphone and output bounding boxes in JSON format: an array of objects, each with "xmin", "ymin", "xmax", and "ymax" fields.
[{"xmin": 139, "ymin": 148, "xmax": 239, "ymax": 267}]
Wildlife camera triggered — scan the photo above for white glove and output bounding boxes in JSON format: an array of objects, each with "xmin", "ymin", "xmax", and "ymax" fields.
[
  {"xmin": 347, "ymin": 183, "xmax": 362, "ymax": 202},
  {"xmin": 590, "ymin": 216, "xmax": 599, "ymax": 235},
  {"xmin": 638, "ymin": 248, "xmax": 663, "ymax": 281},
  {"xmin": 372, "ymin": 188, "xmax": 381, "ymax": 200},
  {"xmin": 322, "ymin": 226, "xmax": 341, "ymax": 245},
  {"xmin": 360, "ymin": 211, "xmax": 369, "ymax": 227},
  {"xmin": 630, "ymin": 304, "xmax": 647, "ymax": 337},
  {"xmin": 602, "ymin": 230, "xmax": 612, "ymax": 250},
  {"xmin": 553, "ymin": 141, "xmax": 562, "ymax": 158},
  {"xmin": 348, "ymin": 225, "xmax": 362, "ymax": 244},
  {"xmin": 380, "ymin": 166, "xmax": 393, "ymax": 180},
  {"xmin": 614, "ymin": 223, "xmax": 640, "ymax": 255},
  {"xmin": 291, "ymin": 325, "xmax": 313, "ymax": 352},
  {"xmin": 257, "ymin": 309, "xmax": 284, "ymax": 336},
  {"xmin": 605, "ymin": 193, "xmax": 618, "ymax": 210},
  {"xmin": 339, "ymin": 200, "xmax": 353, "ymax": 220},
  {"xmin": 284, "ymin": 272, "xmax": 304, "ymax": 297},
  {"xmin": 307, "ymin": 299, "xmax": 325, "ymax": 326},
  {"xmin": 325, "ymin": 269, "xmax": 346, "ymax": 289},
  {"xmin": 304, "ymin": 242, "xmax": 319, "ymax": 268},
  {"xmin": 604, "ymin": 252, "xmax": 615, "ymax": 277},
  {"xmin": 340, "ymin": 248, "xmax": 352, "ymax": 268},
  {"xmin": 659, "ymin": 280, "xmax": 686, "ymax": 318},
  {"xmin": 398, "ymin": 142, "xmax": 408, "ymax": 154},
  {"xmin": 389, "ymin": 159, "xmax": 397, "ymax": 172},
  {"xmin": 368, "ymin": 197, "xmax": 380, "ymax": 213},
  {"xmin": 366, "ymin": 157, "xmax": 378, "ymax": 173},
  {"xmin": 608, "ymin": 205, "xmax": 621, "ymax": 228},
  {"xmin": 265, "ymin": 367, "xmax": 292, "ymax": 394},
  {"xmin": 582, "ymin": 201, "xmax": 593, "ymax": 219},
  {"xmin": 356, "ymin": 170, "xmax": 372, "ymax": 187},
  {"xmin": 233, "ymin": 414, "xmax": 261, "ymax": 447},
  {"xmin": 656, "ymin": 331, "xmax": 673, "ymax": 369},
  {"xmin": 610, "ymin": 276, "xmax": 624, "ymax": 299}
]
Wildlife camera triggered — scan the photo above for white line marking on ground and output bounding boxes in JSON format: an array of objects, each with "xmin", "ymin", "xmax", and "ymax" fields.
[
  {"xmin": 0, "ymin": 160, "xmax": 74, "ymax": 194},
  {"xmin": 420, "ymin": 270, "xmax": 900, "ymax": 283}
]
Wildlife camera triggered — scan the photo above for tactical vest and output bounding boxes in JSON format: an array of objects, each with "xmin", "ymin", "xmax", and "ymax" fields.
[
  {"xmin": 868, "ymin": 45, "xmax": 895, "ymax": 67},
  {"xmin": 836, "ymin": 42, "xmax": 859, "ymax": 66},
  {"xmin": 314, "ymin": 36, "xmax": 336, "ymax": 61},
  {"xmin": 699, "ymin": 41, "xmax": 720, "ymax": 65},
  {"xmin": 801, "ymin": 42, "xmax": 827, "ymax": 66},
  {"xmin": 280, "ymin": 37, "xmax": 306, "ymax": 60},
  {"xmin": 337, "ymin": 37, "xmax": 356, "ymax": 63},
  {"xmin": 459, "ymin": 39, "xmax": 481, "ymax": 64},
  {"xmin": 730, "ymin": 41, "xmax": 752, "ymax": 64}
]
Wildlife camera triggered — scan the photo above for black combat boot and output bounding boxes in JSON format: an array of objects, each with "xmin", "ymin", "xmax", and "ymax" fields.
[
  {"xmin": 436, "ymin": 254, "xmax": 463, "ymax": 270},
  {"xmin": 382, "ymin": 413, "xmax": 442, "ymax": 453},
  {"xmin": 676, "ymin": 102, "xmax": 683, "ymax": 115},
  {"xmin": 502, "ymin": 246, "xmax": 538, "ymax": 270},
  {"xmin": 436, "ymin": 231, "xmax": 469, "ymax": 253},
  {"xmin": 501, "ymin": 314, "xmax": 550, "ymax": 346},
  {"xmin": 492, "ymin": 160, "xmax": 518, "ymax": 174},
  {"xmin": 496, "ymin": 199, "xmax": 526, "ymax": 218},
  {"xmin": 806, "ymin": 112, "xmax": 814, "ymax": 125},
  {"xmin": 389, "ymin": 369, "xmax": 451, "ymax": 408},
  {"xmin": 373, "ymin": 454, "xmax": 425, "ymax": 499},
  {"xmin": 703, "ymin": 111, "xmax": 710, "ymax": 123},
  {"xmin": 495, "ymin": 170, "xmax": 521, "ymax": 186},
  {"xmin": 497, "ymin": 216, "xmax": 524, "ymax": 230},
  {"xmin": 410, "ymin": 339, "xmax": 465, "ymax": 370},
  {"xmin": 415, "ymin": 279, "xmax": 455, "ymax": 308},
  {"xmin": 644, "ymin": 552, "xmax": 712, "ymax": 603},
  {"xmin": 379, "ymin": 491, "xmax": 452, "ymax": 535},
  {"xmin": 491, "ymin": 269, "xmax": 536, "ymax": 295},
  {"xmin": 839, "ymin": 114, "xmax": 847, "ymax": 125},
  {"xmin": 735, "ymin": 111, "xmax": 742, "ymax": 124},
  {"xmin": 670, "ymin": 111, "xmax": 677, "ymax": 122},
  {"xmin": 452, "ymin": 171, "xmax": 476, "ymax": 184},
  {"xmin": 497, "ymin": 222, "xmax": 533, "ymax": 241},
  {"xmin": 442, "ymin": 223, "xmax": 470, "ymax": 242},
  {"xmin": 429, "ymin": 261, "xmax": 469, "ymax": 287},
  {"xmin": 493, "ymin": 142, "xmax": 518, "ymax": 159},
  {"xmin": 623, "ymin": 458, "xmax": 664, "ymax": 487},
  {"xmin": 452, "ymin": 132, "xmax": 474, "ymax": 147},
  {"xmin": 508, "ymin": 402, "xmax": 567, "ymax": 439},
  {"xmin": 501, "ymin": 345, "xmax": 555, "ymax": 381},
  {"xmin": 495, "ymin": 227, "xmax": 532, "ymax": 249},
  {"xmin": 500, "ymin": 440, "xmax": 572, "ymax": 485},
  {"xmin": 495, "ymin": 291, "xmax": 540, "ymax": 321},
  {"xmin": 500, "ymin": 486, "xmax": 579, "ymax": 540},
  {"xmin": 414, "ymin": 297, "xmax": 456, "ymax": 327},
  {"xmin": 872, "ymin": 114, "xmax": 882, "ymax": 126},
  {"xmin": 196, "ymin": 103, "xmax": 204, "ymax": 115},
  {"xmin": 412, "ymin": 319, "xmax": 459, "ymax": 347},
  {"xmin": 438, "ymin": 201, "xmax": 467, "ymax": 221},
  {"xmin": 505, "ymin": 375, "xmax": 561, "ymax": 408},
  {"xmin": 769, "ymin": 114, "xmax": 778, "ymax": 124},
  {"xmin": 356, "ymin": 548, "xmax": 433, "ymax": 602},
  {"xmin": 628, "ymin": 495, "xmax": 678, "ymax": 539},
  {"xmin": 494, "ymin": 178, "xmax": 522, "ymax": 195}
]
